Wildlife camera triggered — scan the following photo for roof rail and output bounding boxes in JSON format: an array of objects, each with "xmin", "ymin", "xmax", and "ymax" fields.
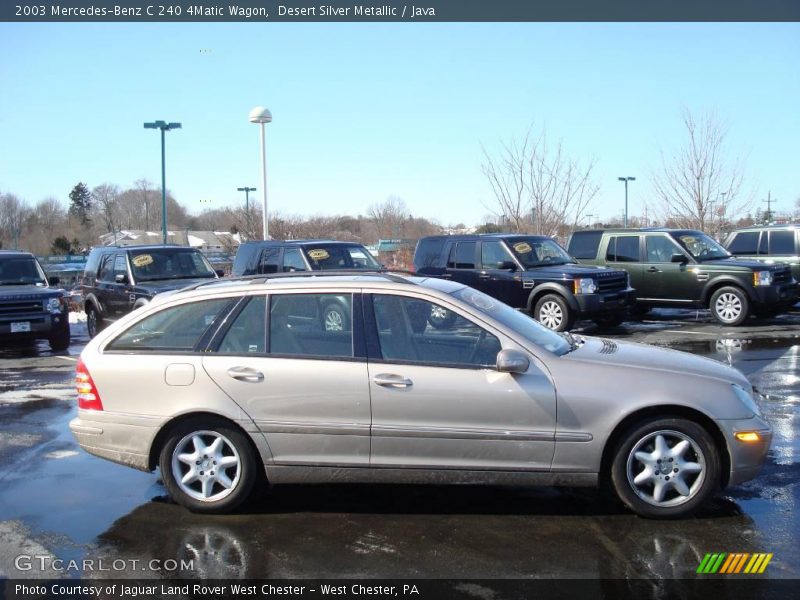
[{"xmin": 176, "ymin": 269, "xmax": 416, "ymax": 293}]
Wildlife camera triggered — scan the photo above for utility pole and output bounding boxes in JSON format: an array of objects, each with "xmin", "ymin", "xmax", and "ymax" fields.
[{"xmin": 762, "ymin": 191, "xmax": 775, "ymax": 224}]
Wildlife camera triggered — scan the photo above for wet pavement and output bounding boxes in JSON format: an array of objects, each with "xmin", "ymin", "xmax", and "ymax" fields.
[{"xmin": 0, "ymin": 311, "xmax": 798, "ymax": 580}]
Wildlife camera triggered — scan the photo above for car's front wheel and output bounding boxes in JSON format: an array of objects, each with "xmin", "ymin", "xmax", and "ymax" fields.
[
  {"xmin": 48, "ymin": 321, "xmax": 71, "ymax": 351},
  {"xmin": 534, "ymin": 294, "xmax": 574, "ymax": 332},
  {"xmin": 610, "ymin": 417, "xmax": 720, "ymax": 518},
  {"xmin": 159, "ymin": 418, "xmax": 260, "ymax": 514},
  {"xmin": 85, "ymin": 305, "xmax": 102, "ymax": 338},
  {"xmin": 709, "ymin": 286, "xmax": 749, "ymax": 326}
]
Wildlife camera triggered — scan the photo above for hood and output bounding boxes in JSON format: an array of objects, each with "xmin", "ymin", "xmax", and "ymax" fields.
[
  {"xmin": 700, "ymin": 257, "xmax": 787, "ymax": 271},
  {"xmin": 134, "ymin": 277, "xmax": 218, "ymax": 293},
  {"xmin": 563, "ymin": 336, "xmax": 749, "ymax": 387},
  {"xmin": 522, "ymin": 263, "xmax": 625, "ymax": 277},
  {"xmin": 0, "ymin": 285, "xmax": 61, "ymax": 299}
]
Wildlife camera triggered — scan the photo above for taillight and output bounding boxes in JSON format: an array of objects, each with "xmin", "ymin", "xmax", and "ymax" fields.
[{"xmin": 75, "ymin": 358, "xmax": 103, "ymax": 411}]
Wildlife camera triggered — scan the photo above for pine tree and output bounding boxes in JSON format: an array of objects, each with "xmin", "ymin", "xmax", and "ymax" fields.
[{"xmin": 68, "ymin": 182, "xmax": 92, "ymax": 226}]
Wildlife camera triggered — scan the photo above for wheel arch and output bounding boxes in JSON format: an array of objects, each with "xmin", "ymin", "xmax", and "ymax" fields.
[
  {"xmin": 83, "ymin": 293, "xmax": 104, "ymax": 316},
  {"xmin": 527, "ymin": 283, "xmax": 578, "ymax": 313},
  {"xmin": 147, "ymin": 411, "xmax": 265, "ymax": 474},
  {"xmin": 701, "ymin": 277, "xmax": 755, "ymax": 306},
  {"xmin": 599, "ymin": 404, "xmax": 732, "ymax": 489}
]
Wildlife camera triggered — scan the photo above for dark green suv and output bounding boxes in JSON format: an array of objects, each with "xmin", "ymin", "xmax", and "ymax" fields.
[
  {"xmin": 723, "ymin": 225, "xmax": 800, "ymax": 283},
  {"xmin": 568, "ymin": 228, "xmax": 798, "ymax": 325}
]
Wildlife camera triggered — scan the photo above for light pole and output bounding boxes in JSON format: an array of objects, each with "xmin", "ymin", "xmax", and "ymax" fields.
[
  {"xmin": 237, "ymin": 186, "xmax": 256, "ymax": 237},
  {"xmin": 144, "ymin": 120, "xmax": 182, "ymax": 244},
  {"xmin": 585, "ymin": 214, "xmax": 596, "ymax": 229},
  {"xmin": 618, "ymin": 176, "xmax": 635, "ymax": 227},
  {"xmin": 249, "ymin": 107, "xmax": 272, "ymax": 240}
]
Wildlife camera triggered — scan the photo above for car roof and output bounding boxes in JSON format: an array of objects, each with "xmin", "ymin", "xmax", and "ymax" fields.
[
  {"xmin": 573, "ymin": 228, "xmax": 702, "ymax": 235},
  {"xmin": 241, "ymin": 239, "xmax": 364, "ymax": 247},
  {"xmin": 421, "ymin": 233, "xmax": 552, "ymax": 241},
  {"xmin": 729, "ymin": 224, "xmax": 799, "ymax": 232},
  {"xmin": 0, "ymin": 251, "xmax": 35, "ymax": 258},
  {"xmin": 96, "ymin": 244, "xmax": 196, "ymax": 251}
]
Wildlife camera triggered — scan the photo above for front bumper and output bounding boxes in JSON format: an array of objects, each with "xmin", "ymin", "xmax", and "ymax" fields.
[
  {"xmin": 575, "ymin": 288, "xmax": 636, "ymax": 315},
  {"xmin": 718, "ymin": 414, "xmax": 773, "ymax": 486},
  {"xmin": 752, "ymin": 282, "xmax": 798, "ymax": 307},
  {"xmin": 0, "ymin": 311, "xmax": 68, "ymax": 341}
]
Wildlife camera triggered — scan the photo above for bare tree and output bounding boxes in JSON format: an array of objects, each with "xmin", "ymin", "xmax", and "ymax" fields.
[
  {"xmin": 92, "ymin": 183, "xmax": 121, "ymax": 235},
  {"xmin": 26, "ymin": 197, "xmax": 68, "ymax": 255},
  {"xmin": 652, "ymin": 109, "xmax": 749, "ymax": 236},
  {"xmin": 482, "ymin": 126, "xmax": 598, "ymax": 237},
  {"xmin": 0, "ymin": 193, "xmax": 31, "ymax": 250},
  {"xmin": 135, "ymin": 178, "xmax": 155, "ymax": 231},
  {"xmin": 368, "ymin": 196, "xmax": 410, "ymax": 239}
]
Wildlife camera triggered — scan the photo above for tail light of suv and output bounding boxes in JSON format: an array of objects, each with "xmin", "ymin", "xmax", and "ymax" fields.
[{"xmin": 75, "ymin": 359, "xmax": 103, "ymax": 411}]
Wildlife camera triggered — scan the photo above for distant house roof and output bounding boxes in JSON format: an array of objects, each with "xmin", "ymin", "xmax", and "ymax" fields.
[
  {"xmin": 377, "ymin": 239, "xmax": 414, "ymax": 252},
  {"xmin": 98, "ymin": 230, "xmax": 242, "ymax": 249}
]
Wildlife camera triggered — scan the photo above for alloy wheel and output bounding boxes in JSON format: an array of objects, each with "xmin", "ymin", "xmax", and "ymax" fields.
[
  {"xmin": 171, "ymin": 430, "xmax": 241, "ymax": 503},
  {"xmin": 538, "ymin": 301, "xmax": 563, "ymax": 330},
  {"xmin": 714, "ymin": 292, "xmax": 743, "ymax": 323}
]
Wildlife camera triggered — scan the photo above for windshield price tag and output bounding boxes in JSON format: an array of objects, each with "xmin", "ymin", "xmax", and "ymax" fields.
[
  {"xmin": 307, "ymin": 249, "xmax": 330, "ymax": 261},
  {"xmin": 132, "ymin": 254, "xmax": 154, "ymax": 267},
  {"xmin": 513, "ymin": 242, "xmax": 532, "ymax": 254},
  {"xmin": 11, "ymin": 322, "xmax": 31, "ymax": 333}
]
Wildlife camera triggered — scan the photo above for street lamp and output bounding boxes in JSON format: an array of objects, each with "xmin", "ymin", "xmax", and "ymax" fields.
[
  {"xmin": 617, "ymin": 176, "xmax": 636, "ymax": 227},
  {"xmin": 237, "ymin": 187, "xmax": 256, "ymax": 236},
  {"xmin": 143, "ymin": 120, "xmax": 182, "ymax": 244},
  {"xmin": 249, "ymin": 107, "xmax": 272, "ymax": 240}
]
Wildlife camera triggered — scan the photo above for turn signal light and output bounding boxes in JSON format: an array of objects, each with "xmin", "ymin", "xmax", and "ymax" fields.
[
  {"xmin": 75, "ymin": 358, "xmax": 104, "ymax": 411},
  {"xmin": 734, "ymin": 432, "xmax": 761, "ymax": 443}
]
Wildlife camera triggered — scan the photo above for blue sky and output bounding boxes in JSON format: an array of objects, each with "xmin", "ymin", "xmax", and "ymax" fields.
[{"xmin": 1, "ymin": 23, "xmax": 798, "ymax": 226}]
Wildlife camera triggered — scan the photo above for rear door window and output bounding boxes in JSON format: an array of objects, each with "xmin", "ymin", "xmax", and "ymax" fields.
[
  {"xmin": 606, "ymin": 236, "xmax": 640, "ymax": 262},
  {"xmin": 769, "ymin": 231, "xmax": 796, "ymax": 255},
  {"xmin": 258, "ymin": 248, "xmax": 281, "ymax": 274},
  {"xmin": 217, "ymin": 296, "xmax": 267, "ymax": 354},
  {"xmin": 447, "ymin": 242, "xmax": 476, "ymax": 269},
  {"xmin": 727, "ymin": 232, "xmax": 759, "ymax": 255},
  {"xmin": 269, "ymin": 294, "xmax": 353, "ymax": 358},
  {"xmin": 568, "ymin": 231, "xmax": 603, "ymax": 260}
]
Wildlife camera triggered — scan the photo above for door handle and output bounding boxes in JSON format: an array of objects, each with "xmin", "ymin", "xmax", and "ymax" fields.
[
  {"xmin": 373, "ymin": 373, "xmax": 413, "ymax": 389},
  {"xmin": 478, "ymin": 274, "xmax": 491, "ymax": 280},
  {"xmin": 226, "ymin": 366, "xmax": 264, "ymax": 382},
  {"xmin": 441, "ymin": 274, "xmax": 452, "ymax": 279},
  {"xmin": 647, "ymin": 267, "xmax": 660, "ymax": 273}
]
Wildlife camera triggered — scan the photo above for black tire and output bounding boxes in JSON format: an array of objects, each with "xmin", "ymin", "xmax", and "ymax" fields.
[
  {"xmin": 610, "ymin": 417, "xmax": 720, "ymax": 519},
  {"xmin": 593, "ymin": 312, "xmax": 625, "ymax": 328},
  {"xmin": 533, "ymin": 294, "xmax": 574, "ymax": 332},
  {"xmin": 709, "ymin": 286, "xmax": 750, "ymax": 326},
  {"xmin": 85, "ymin": 305, "xmax": 103, "ymax": 338},
  {"xmin": 159, "ymin": 417, "xmax": 260, "ymax": 514},
  {"xmin": 48, "ymin": 321, "xmax": 71, "ymax": 351},
  {"xmin": 320, "ymin": 302, "xmax": 349, "ymax": 332},
  {"xmin": 427, "ymin": 305, "xmax": 457, "ymax": 330}
]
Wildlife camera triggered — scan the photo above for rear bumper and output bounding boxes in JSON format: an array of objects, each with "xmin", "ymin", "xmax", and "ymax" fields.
[
  {"xmin": 575, "ymin": 288, "xmax": 636, "ymax": 315},
  {"xmin": 69, "ymin": 410, "xmax": 161, "ymax": 472}
]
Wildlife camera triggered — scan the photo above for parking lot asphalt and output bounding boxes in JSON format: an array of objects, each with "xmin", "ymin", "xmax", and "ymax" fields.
[{"xmin": 0, "ymin": 308, "xmax": 797, "ymax": 581}]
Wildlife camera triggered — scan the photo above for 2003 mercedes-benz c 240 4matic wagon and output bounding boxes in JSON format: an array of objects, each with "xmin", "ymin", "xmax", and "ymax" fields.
[{"xmin": 70, "ymin": 272, "xmax": 771, "ymax": 518}]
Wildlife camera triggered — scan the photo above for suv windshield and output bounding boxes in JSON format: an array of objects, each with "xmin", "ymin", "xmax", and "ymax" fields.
[
  {"xmin": 672, "ymin": 233, "xmax": 731, "ymax": 261},
  {"xmin": 506, "ymin": 238, "xmax": 574, "ymax": 268},
  {"xmin": 303, "ymin": 245, "xmax": 381, "ymax": 270},
  {"xmin": 452, "ymin": 286, "xmax": 571, "ymax": 355},
  {"xmin": 129, "ymin": 250, "xmax": 217, "ymax": 282},
  {"xmin": 0, "ymin": 256, "xmax": 47, "ymax": 286}
]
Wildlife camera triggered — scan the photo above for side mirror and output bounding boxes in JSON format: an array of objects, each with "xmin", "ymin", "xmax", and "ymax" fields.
[
  {"xmin": 215, "ymin": 269, "xmax": 225, "ymax": 278},
  {"xmin": 496, "ymin": 261, "xmax": 517, "ymax": 271},
  {"xmin": 47, "ymin": 276, "xmax": 60, "ymax": 286},
  {"xmin": 671, "ymin": 254, "xmax": 688, "ymax": 264},
  {"xmin": 496, "ymin": 349, "xmax": 530, "ymax": 374},
  {"xmin": 114, "ymin": 273, "xmax": 128, "ymax": 284}
]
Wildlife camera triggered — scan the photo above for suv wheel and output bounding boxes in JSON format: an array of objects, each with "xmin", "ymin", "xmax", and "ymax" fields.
[
  {"xmin": 159, "ymin": 418, "xmax": 259, "ymax": 514},
  {"xmin": 48, "ymin": 321, "xmax": 71, "ymax": 352},
  {"xmin": 534, "ymin": 294, "xmax": 574, "ymax": 332},
  {"xmin": 709, "ymin": 286, "xmax": 749, "ymax": 326},
  {"xmin": 610, "ymin": 417, "xmax": 720, "ymax": 518},
  {"xmin": 85, "ymin": 305, "xmax": 103, "ymax": 338}
]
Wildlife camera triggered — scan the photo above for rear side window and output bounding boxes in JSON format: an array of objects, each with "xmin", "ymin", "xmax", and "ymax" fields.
[
  {"xmin": 727, "ymin": 232, "xmax": 759, "ymax": 255},
  {"xmin": 269, "ymin": 293, "xmax": 353, "ymax": 358},
  {"xmin": 606, "ymin": 236, "xmax": 640, "ymax": 262},
  {"xmin": 107, "ymin": 298, "xmax": 233, "ymax": 352},
  {"xmin": 769, "ymin": 231, "xmax": 796, "ymax": 255},
  {"xmin": 447, "ymin": 242, "xmax": 476, "ymax": 269},
  {"xmin": 218, "ymin": 296, "xmax": 266, "ymax": 354},
  {"xmin": 568, "ymin": 231, "xmax": 603, "ymax": 260},
  {"xmin": 97, "ymin": 254, "xmax": 116, "ymax": 282},
  {"xmin": 414, "ymin": 238, "xmax": 446, "ymax": 269},
  {"xmin": 258, "ymin": 248, "xmax": 281, "ymax": 274}
]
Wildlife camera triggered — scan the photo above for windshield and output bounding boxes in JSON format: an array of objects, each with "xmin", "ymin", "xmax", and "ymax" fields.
[
  {"xmin": 303, "ymin": 245, "xmax": 381, "ymax": 270},
  {"xmin": 129, "ymin": 250, "xmax": 217, "ymax": 282},
  {"xmin": 452, "ymin": 286, "xmax": 571, "ymax": 356},
  {"xmin": 672, "ymin": 232, "xmax": 731, "ymax": 261},
  {"xmin": 0, "ymin": 257, "xmax": 48, "ymax": 286},
  {"xmin": 506, "ymin": 237, "xmax": 574, "ymax": 268}
]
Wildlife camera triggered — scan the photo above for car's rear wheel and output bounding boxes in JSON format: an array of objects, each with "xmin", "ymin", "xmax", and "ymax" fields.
[
  {"xmin": 85, "ymin": 305, "xmax": 102, "ymax": 338},
  {"xmin": 159, "ymin": 418, "xmax": 259, "ymax": 514},
  {"xmin": 534, "ymin": 294, "xmax": 574, "ymax": 332},
  {"xmin": 48, "ymin": 321, "xmax": 71, "ymax": 351},
  {"xmin": 610, "ymin": 417, "xmax": 720, "ymax": 518},
  {"xmin": 709, "ymin": 286, "xmax": 749, "ymax": 326}
]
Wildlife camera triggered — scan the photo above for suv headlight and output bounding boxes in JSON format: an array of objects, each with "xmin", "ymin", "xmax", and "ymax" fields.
[
  {"xmin": 573, "ymin": 278, "xmax": 597, "ymax": 295},
  {"xmin": 732, "ymin": 384, "xmax": 762, "ymax": 417},
  {"xmin": 46, "ymin": 297, "xmax": 63, "ymax": 313},
  {"xmin": 753, "ymin": 270, "xmax": 773, "ymax": 286}
]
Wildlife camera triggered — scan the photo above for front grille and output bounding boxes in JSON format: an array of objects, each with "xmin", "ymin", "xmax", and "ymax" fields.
[
  {"xmin": 772, "ymin": 267, "xmax": 792, "ymax": 285},
  {"xmin": 596, "ymin": 273, "xmax": 628, "ymax": 294},
  {"xmin": 0, "ymin": 300, "xmax": 44, "ymax": 317}
]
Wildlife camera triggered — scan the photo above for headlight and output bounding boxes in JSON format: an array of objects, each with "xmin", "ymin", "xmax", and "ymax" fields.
[
  {"xmin": 732, "ymin": 384, "xmax": 762, "ymax": 417},
  {"xmin": 573, "ymin": 278, "xmax": 597, "ymax": 295},
  {"xmin": 753, "ymin": 270, "xmax": 773, "ymax": 286},
  {"xmin": 46, "ymin": 297, "xmax": 62, "ymax": 313}
]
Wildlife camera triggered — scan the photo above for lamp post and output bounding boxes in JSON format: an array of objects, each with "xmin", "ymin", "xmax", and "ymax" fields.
[
  {"xmin": 144, "ymin": 120, "xmax": 182, "ymax": 244},
  {"xmin": 249, "ymin": 107, "xmax": 272, "ymax": 240},
  {"xmin": 617, "ymin": 176, "xmax": 635, "ymax": 227},
  {"xmin": 237, "ymin": 186, "xmax": 256, "ymax": 237}
]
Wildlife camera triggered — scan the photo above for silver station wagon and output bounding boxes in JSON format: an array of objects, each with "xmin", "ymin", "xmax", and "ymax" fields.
[{"xmin": 70, "ymin": 273, "xmax": 772, "ymax": 518}]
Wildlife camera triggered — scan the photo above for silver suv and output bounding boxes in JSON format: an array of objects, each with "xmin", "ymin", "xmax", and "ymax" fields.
[{"xmin": 70, "ymin": 272, "xmax": 771, "ymax": 518}]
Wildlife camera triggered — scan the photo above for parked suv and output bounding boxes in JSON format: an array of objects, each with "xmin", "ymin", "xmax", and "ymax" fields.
[
  {"xmin": 0, "ymin": 251, "xmax": 70, "ymax": 351},
  {"xmin": 70, "ymin": 271, "xmax": 771, "ymax": 518},
  {"xmin": 568, "ymin": 228, "xmax": 798, "ymax": 325},
  {"xmin": 412, "ymin": 234, "xmax": 634, "ymax": 331},
  {"xmin": 232, "ymin": 240, "xmax": 382, "ymax": 276},
  {"xmin": 81, "ymin": 245, "xmax": 219, "ymax": 338},
  {"xmin": 724, "ymin": 225, "xmax": 800, "ymax": 283}
]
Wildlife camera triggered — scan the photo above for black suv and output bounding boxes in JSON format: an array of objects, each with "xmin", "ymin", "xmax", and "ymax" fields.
[
  {"xmin": 568, "ymin": 228, "xmax": 798, "ymax": 325},
  {"xmin": 724, "ymin": 225, "xmax": 800, "ymax": 283},
  {"xmin": 232, "ymin": 240, "xmax": 382, "ymax": 276},
  {"xmin": 0, "ymin": 251, "xmax": 70, "ymax": 351},
  {"xmin": 412, "ymin": 234, "xmax": 634, "ymax": 331},
  {"xmin": 81, "ymin": 245, "xmax": 219, "ymax": 337}
]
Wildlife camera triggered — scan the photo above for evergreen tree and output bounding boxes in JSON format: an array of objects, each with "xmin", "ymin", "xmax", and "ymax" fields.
[{"xmin": 68, "ymin": 182, "xmax": 92, "ymax": 226}]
